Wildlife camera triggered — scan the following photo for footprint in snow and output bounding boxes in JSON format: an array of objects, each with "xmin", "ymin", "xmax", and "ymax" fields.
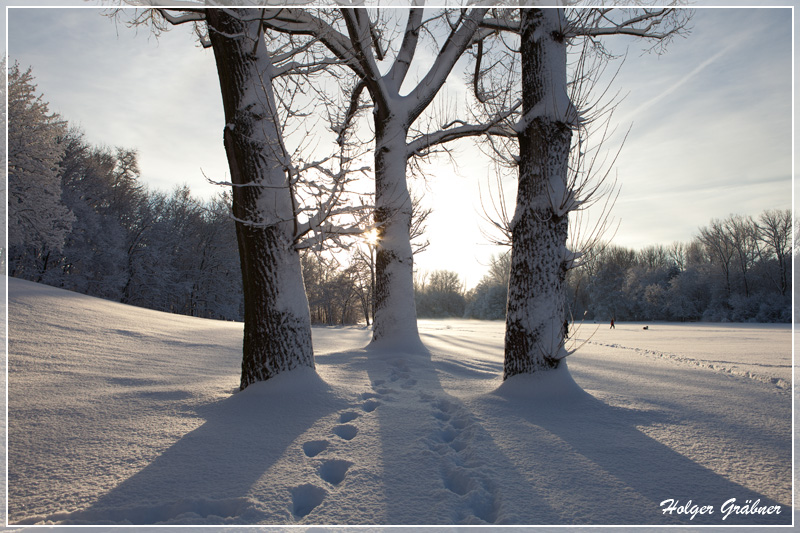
[
  {"xmin": 442, "ymin": 464, "xmax": 476, "ymax": 496},
  {"xmin": 296, "ymin": 407, "xmax": 363, "ymax": 515},
  {"xmin": 381, "ymin": 358, "xmax": 419, "ymax": 391},
  {"xmin": 419, "ymin": 391, "xmax": 435, "ymax": 402},
  {"xmin": 439, "ymin": 426, "xmax": 459, "ymax": 444},
  {"xmin": 339, "ymin": 411, "xmax": 360, "ymax": 423},
  {"xmin": 387, "ymin": 359, "xmax": 412, "ymax": 383},
  {"xmin": 425, "ymin": 396, "xmax": 501, "ymax": 524},
  {"xmin": 333, "ymin": 424, "xmax": 358, "ymax": 441},
  {"xmin": 400, "ymin": 378, "xmax": 418, "ymax": 389},
  {"xmin": 290, "ymin": 483, "xmax": 327, "ymax": 518},
  {"xmin": 362, "ymin": 399, "xmax": 380, "ymax": 412},
  {"xmin": 433, "ymin": 409, "xmax": 451, "ymax": 422},
  {"xmin": 360, "ymin": 390, "xmax": 384, "ymax": 412},
  {"xmin": 302, "ymin": 440, "xmax": 329, "ymax": 458},
  {"xmin": 318, "ymin": 459, "xmax": 353, "ymax": 486}
]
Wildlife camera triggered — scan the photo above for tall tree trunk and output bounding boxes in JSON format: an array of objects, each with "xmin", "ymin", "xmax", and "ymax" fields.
[
  {"xmin": 779, "ymin": 253, "xmax": 788, "ymax": 296},
  {"xmin": 504, "ymin": 9, "xmax": 572, "ymax": 379},
  {"xmin": 207, "ymin": 10, "xmax": 314, "ymax": 389},
  {"xmin": 370, "ymin": 114, "xmax": 420, "ymax": 346}
]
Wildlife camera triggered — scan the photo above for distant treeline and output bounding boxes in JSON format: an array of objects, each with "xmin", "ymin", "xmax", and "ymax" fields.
[
  {"xmin": 567, "ymin": 213, "xmax": 792, "ymax": 323},
  {"xmin": 426, "ymin": 209, "xmax": 792, "ymax": 324}
]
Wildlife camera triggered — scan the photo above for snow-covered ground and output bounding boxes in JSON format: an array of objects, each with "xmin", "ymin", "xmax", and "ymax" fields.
[{"xmin": 7, "ymin": 278, "xmax": 792, "ymax": 526}]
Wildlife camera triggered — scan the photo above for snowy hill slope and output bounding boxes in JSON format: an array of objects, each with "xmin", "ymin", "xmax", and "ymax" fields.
[{"xmin": 7, "ymin": 278, "xmax": 792, "ymax": 525}]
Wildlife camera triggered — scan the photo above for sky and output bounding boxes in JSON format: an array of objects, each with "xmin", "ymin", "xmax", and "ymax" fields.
[{"xmin": 4, "ymin": 4, "xmax": 795, "ymax": 290}]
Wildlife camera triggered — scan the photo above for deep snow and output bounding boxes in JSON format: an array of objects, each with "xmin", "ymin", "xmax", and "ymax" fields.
[{"xmin": 6, "ymin": 278, "xmax": 792, "ymax": 526}]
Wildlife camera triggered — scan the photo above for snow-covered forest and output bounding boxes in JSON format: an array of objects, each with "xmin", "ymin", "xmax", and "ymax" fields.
[
  {"xmin": 463, "ymin": 212, "xmax": 792, "ymax": 323},
  {"xmin": 8, "ymin": 63, "xmax": 791, "ymax": 326}
]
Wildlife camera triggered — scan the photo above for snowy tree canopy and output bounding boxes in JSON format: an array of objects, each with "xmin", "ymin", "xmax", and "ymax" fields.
[{"xmin": 8, "ymin": 64, "xmax": 74, "ymax": 261}]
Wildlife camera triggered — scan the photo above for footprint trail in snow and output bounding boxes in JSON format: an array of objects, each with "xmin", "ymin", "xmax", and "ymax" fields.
[
  {"xmin": 291, "ymin": 379, "xmax": 384, "ymax": 521},
  {"xmin": 291, "ymin": 350, "xmax": 503, "ymax": 524},
  {"xmin": 420, "ymin": 392, "xmax": 502, "ymax": 524},
  {"xmin": 370, "ymin": 352, "xmax": 503, "ymax": 524}
]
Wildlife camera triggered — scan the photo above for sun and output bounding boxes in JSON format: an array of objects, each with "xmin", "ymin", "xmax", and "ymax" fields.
[{"xmin": 365, "ymin": 228, "xmax": 380, "ymax": 246}]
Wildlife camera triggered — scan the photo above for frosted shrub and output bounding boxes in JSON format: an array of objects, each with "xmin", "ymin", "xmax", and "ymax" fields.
[
  {"xmin": 754, "ymin": 297, "xmax": 791, "ymax": 323},
  {"xmin": 728, "ymin": 294, "xmax": 763, "ymax": 323}
]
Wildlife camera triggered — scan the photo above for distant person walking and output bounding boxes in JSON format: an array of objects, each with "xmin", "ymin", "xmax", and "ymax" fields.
[{"xmin": 610, "ymin": 318, "xmax": 615, "ymax": 329}]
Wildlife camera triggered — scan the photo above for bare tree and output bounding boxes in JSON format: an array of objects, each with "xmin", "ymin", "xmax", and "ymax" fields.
[
  {"xmin": 668, "ymin": 241, "xmax": 687, "ymax": 272},
  {"xmin": 698, "ymin": 218, "xmax": 736, "ymax": 298},
  {"xmin": 475, "ymin": 8, "xmax": 690, "ymax": 379},
  {"xmin": 129, "ymin": 5, "xmax": 524, "ymax": 351},
  {"xmin": 725, "ymin": 214, "xmax": 759, "ymax": 298},
  {"xmin": 261, "ymin": 7, "xmax": 517, "ymax": 348},
  {"xmin": 755, "ymin": 209, "xmax": 791, "ymax": 296},
  {"xmin": 416, "ymin": 269, "xmax": 467, "ymax": 318},
  {"xmin": 637, "ymin": 244, "xmax": 671, "ymax": 270},
  {"xmin": 120, "ymin": 6, "xmax": 372, "ymax": 389}
]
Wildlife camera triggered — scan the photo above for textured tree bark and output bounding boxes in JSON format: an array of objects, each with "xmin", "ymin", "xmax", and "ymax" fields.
[
  {"xmin": 504, "ymin": 9, "xmax": 572, "ymax": 380},
  {"xmin": 208, "ymin": 10, "xmax": 314, "ymax": 389},
  {"xmin": 370, "ymin": 111, "xmax": 420, "ymax": 346}
]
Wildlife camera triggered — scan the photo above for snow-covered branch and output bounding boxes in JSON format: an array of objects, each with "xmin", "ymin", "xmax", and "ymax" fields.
[
  {"xmin": 341, "ymin": 8, "xmax": 392, "ymax": 109},
  {"xmin": 406, "ymin": 105, "xmax": 518, "ymax": 159},
  {"xmin": 479, "ymin": 16, "xmax": 520, "ymax": 33},
  {"xmin": 406, "ymin": 7, "xmax": 488, "ymax": 123},
  {"xmin": 156, "ymin": 8, "xmax": 205, "ymax": 26},
  {"xmin": 384, "ymin": 8, "xmax": 424, "ymax": 95},
  {"xmin": 261, "ymin": 9, "xmax": 365, "ymax": 79}
]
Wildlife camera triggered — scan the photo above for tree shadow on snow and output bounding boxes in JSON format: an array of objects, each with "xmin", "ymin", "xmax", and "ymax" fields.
[
  {"xmin": 482, "ymin": 362, "xmax": 791, "ymax": 526},
  {"xmin": 364, "ymin": 329, "xmax": 790, "ymax": 526},
  {"xmin": 29, "ymin": 368, "xmax": 346, "ymax": 525}
]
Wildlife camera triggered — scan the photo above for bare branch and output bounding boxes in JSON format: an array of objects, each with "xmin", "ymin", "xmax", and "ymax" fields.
[
  {"xmin": 335, "ymin": 79, "xmax": 368, "ymax": 147},
  {"xmin": 406, "ymin": 105, "xmax": 518, "ymax": 160},
  {"xmin": 156, "ymin": 8, "xmax": 205, "ymax": 25},
  {"xmin": 385, "ymin": 8, "xmax": 424, "ymax": 95},
  {"xmin": 342, "ymin": 8, "xmax": 389, "ymax": 108},
  {"xmin": 477, "ymin": 172, "xmax": 513, "ymax": 247},
  {"xmin": 273, "ymin": 56, "xmax": 342, "ymax": 77},
  {"xmin": 567, "ymin": 8, "xmax": 692, "ymax": 55},
  {"xmin": 406, "ymin": 7, "xmax": 488, "ymax": 123},
  {"xmin": 261, "ymin": 9, "xmax": 365, "ymax": 79}
]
